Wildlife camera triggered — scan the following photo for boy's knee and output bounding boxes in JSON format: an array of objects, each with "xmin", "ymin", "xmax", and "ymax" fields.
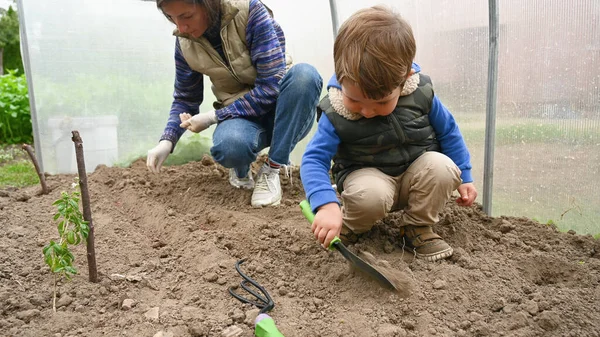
[
  {"xmin": 342, "ymin": 185, "xmax": 392, "ymax": 233},
  {"xmin": 350, "ymin": 188, "xmax": 390, "ymax": 210},
  {"xmin": 420, "ymin": 152, "xmax": 462, "ymax": 187}
]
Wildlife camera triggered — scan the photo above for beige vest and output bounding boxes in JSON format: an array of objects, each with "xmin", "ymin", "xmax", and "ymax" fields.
[{"xmin": 175, "ymin": 0, "xmax": 290, "ymax": 109}]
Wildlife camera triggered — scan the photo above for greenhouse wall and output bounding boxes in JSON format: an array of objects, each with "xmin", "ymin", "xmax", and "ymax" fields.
[{"xmin": 20, "ymin": 0, "xmax": 599, "ymax": 234}]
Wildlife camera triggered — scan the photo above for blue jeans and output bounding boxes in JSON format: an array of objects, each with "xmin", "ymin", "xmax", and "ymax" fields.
[{"xmin": 211, "ymin": 63, "xmax": 323, "ymax": 177}]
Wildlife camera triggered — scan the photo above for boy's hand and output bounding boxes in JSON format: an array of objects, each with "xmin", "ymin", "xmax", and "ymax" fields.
[
  {"xmin": 312, "ymin": 203, "xmax": 343, "ymax": 248},
  {"xmin": 456, "ymin": 182, "xmax": 478, "ymax": 206}
]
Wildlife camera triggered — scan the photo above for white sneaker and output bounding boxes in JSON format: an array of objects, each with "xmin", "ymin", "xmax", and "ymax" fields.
[
  {"xmin": 251, "ymin": 165, "xmax": 281, "ymax": 208},
  {"xmin": 229, "ymin": 168, "xmax": 254, "ymax": 190}
]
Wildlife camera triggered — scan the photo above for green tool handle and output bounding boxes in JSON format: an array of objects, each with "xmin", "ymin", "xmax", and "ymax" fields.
[
  {"xmin": 255, "ymin": 314, "xmax": 284, "ymax": 337},
  {"xmin": 299, "ymin": 200, "xmax": 341, "ymax": 250}
]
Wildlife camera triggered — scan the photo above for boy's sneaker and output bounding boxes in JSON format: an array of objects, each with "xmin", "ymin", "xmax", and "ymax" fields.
[
  {"xmin": 339, "ymin": 225, "xmax": 362, "ymax": 245},
  {"xmin": 229, "ymin": 168, "xmax": 254, "ymax": 190},
  {"xmin": 251, "ymin": 164, "xmax": 281, "ymax": 208},
  {"xmin": 401, "ymin": 225, "xmax": 453, "ymax": 262}
]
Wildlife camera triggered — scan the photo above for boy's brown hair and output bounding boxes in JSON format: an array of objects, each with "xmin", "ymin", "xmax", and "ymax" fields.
[{"xmin": 334, "ymin": 6, "xmax": 416, "ymax": 100}]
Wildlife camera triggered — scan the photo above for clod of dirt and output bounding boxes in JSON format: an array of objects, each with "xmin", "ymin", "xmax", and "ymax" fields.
[
  {"xmin": 221, "ymin": 325, "xmax": 243, "ymax": 337},
  {"xmin": 12, "ymin": 191, "xmax": 30, "ymax": 202},
  {"xmin": 359, "ymin": 251, "xmax": 414, "ymax": 298},
  {"xmin": 201, "ymin": 155, "xmax": 215, "ymax": 166}
]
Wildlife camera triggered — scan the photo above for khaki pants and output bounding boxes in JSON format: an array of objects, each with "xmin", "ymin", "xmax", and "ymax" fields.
[{"xmin": 341, "ymin": 152, "xmax": 462, "ymax": 234}]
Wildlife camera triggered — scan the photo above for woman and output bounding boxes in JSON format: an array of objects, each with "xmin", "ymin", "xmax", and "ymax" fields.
[{"xmin": 146, "ymin": 0, "xmax": 323, "ymax": 207}]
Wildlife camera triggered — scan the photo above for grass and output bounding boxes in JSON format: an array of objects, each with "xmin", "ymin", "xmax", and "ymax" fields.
[
  {"xmin": 456, "ymin": 117, "xmax": 600, "ymax": 236},
  {"xmin": 0, "ymin": 144, "xmax": 39, "ymax": 189},
  {"xmin": 0, "ymin": 160, "xmax": 39, "ymax": 188},
  {"xmin": 493, "ymin": 194, "xmax": 600, "ymax": 236},
  {"xmin": 459, "ymin": 118, "xmax": 600, "ymax": 146}
]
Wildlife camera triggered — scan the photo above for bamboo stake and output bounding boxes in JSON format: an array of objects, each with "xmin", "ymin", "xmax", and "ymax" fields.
[{"xmin": 71, "ymin": 131, "xmax": 98, "ymax": 283}]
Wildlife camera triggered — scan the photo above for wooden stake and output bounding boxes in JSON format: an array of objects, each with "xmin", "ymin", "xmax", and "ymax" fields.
[
  {"xmin": 21, "ymin": 143, "xmax": 49, "ymax": 195},
  {"xmin": 71, "ymin": 131, "xmax": 98, "ymax": 283}
]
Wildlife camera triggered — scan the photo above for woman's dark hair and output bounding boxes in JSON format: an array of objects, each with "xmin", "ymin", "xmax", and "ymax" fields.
[{"xmin": 157, "ymin": 0, "xmax": 221, "ymax": 28}]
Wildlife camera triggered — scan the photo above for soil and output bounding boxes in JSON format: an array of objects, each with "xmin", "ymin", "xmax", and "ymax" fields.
[{"xmin": 1, "ymin": 156, "xmax": 599, "ymax": 337}]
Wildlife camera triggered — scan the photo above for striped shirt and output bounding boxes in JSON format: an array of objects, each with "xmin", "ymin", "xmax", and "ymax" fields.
[{"xmin": 160, "ymin": 0, "xmax": 287, "ymax": 145}]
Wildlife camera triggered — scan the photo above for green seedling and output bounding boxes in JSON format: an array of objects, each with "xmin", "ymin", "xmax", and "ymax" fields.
[{"xmin": 42, "ymin": 181, "xmax": 89, "ymax": 312}]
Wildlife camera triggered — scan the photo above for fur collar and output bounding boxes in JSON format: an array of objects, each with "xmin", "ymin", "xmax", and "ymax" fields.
[{"xmin": 329, "ymin": 73, "xmax": 420, "ymax": 121}]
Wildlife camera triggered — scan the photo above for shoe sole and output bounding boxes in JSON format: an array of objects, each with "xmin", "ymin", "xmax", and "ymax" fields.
[
  {"xmin": 232, "ymin": 185, "xmax": 254, "ymax": 190},
  {"xmin": 417, "ymin": 247, "xmax": 454, "ymax": 262},
  {"xmin": 251, "ymin": 200, "xmax": 281, "ymax": 208}
]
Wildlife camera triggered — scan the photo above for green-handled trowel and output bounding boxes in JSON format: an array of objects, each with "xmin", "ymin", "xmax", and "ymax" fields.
[{"xmin": 300, "ymin": 200, "xmax": 401, "ymax": 291}]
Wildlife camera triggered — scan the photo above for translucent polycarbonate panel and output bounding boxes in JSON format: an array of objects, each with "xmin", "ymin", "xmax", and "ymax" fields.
[
  {"xmin": 332, "ymin": 0, "xmax": 599, "ymax": 234},
  {"xmin": 493, "ymin": 0, "xmax": 600, "ymax": 234},
  {"xmin": 21, "ymin": 0, "xmax": 177, "ymax": 173},
  {"xmin": 21, "ymin": 0, "xmax": 600, "ymax": 233},
  {"xmin": 20, "ymin": 0, "xmax": 333, "ymax": 173}
]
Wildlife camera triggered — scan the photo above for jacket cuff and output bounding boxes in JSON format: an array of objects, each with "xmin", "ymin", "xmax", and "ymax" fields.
[
  {"xmin": 308, "ymin": 189, "xmax": 340, "ymax": 213},
  {"xmin": 159, "ymin": 131, "xmax": 179, "ymax": 153},
  {"xmin": 215, "ymin": 106, "xmax": 233, "ymax": 121},
  {"xmin": 460, "ymin": 169, "xmax": 473, "ymax": 184}
]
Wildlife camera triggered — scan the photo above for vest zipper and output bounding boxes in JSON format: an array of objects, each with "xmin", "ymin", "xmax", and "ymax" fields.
[
  {"xmin": 387, "ymin": 115, "xmax": 407, "ymax": 144},
  {"xmin": 220, "ymin": 27, "xmax": 243, "ymax": 84}
]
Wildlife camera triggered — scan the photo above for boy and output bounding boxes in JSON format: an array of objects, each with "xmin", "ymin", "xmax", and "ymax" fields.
[{"xmin": 300, "ymin": 6, "xmax": 477, "ymax": 262}]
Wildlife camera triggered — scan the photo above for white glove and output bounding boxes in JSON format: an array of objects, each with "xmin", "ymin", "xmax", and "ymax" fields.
[
  {"xmin": 179, "ymin": 110, "xmax": 218, "ymax": 133},
  {"xmin": 146, "ymin": 140, "xmax": 173, "ymax": 173}
]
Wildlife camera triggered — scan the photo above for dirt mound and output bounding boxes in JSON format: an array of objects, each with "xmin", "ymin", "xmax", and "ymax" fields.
[{"xmin": 1, "ymin": 157, "xmax": 599, "ymax": 337}]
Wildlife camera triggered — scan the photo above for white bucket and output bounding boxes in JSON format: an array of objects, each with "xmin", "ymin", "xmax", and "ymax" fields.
[{"xmin": 47, "ymin": 116, "xmax": 119, "ymax": 173}]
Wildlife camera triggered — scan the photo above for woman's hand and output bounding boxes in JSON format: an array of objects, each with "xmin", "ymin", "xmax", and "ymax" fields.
[
  {"xmin": 179, "ymin": 110, "xmax": 217, "ymax": 133},
  {"xmin": 312, "ymin": 203, "xmax": 343, "ymax": 248},
  {"xmin": 146, "ymin": 140, "xmax": 173, "ymax": 173}
]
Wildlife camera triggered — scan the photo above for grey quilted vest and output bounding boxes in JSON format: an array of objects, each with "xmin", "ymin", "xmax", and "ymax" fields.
[{"xmin": 320, "ymin": 74, "xmax": 440, "ymax": 192}]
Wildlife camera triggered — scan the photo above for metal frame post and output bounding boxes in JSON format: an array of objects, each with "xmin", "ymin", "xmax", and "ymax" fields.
[
  {"xmin": 16, "ymin": 0, "xmax": 44, "ymax": 172},
  {"xmin": 329, "ymin": 0, "xmax": 339, "ymax": 37},
  {"xmin": 483, "ymin": 0, "xmax": 499, "ymax": 215}
]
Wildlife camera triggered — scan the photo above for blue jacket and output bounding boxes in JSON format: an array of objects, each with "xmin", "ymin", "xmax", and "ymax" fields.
[{"xmin": 300, "ymin": 63, "xmax": 473, "ymax": 212}]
